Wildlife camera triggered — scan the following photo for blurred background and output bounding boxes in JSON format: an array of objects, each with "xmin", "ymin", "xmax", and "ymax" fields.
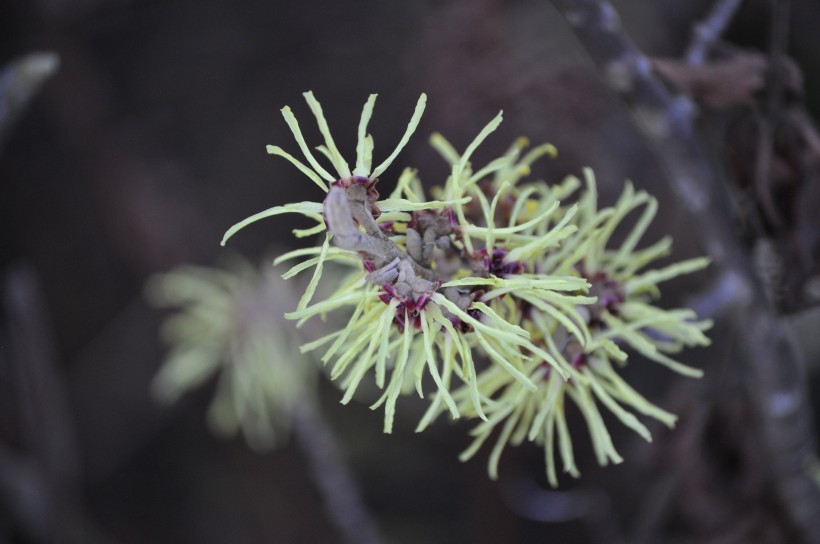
[{"xmin": 2, "ymin": 0, "xmax": 820, "ymax": 542}]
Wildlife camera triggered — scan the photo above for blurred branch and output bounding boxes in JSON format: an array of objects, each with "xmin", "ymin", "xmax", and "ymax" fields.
[
  {"xmin": 1, "ymin": 264, "xmax": 117, "ymax": 544},
  {"xmin": 0, "ymin": 52, "xmax": 59, "ymax": 151},
  {"xmin": 685, "ymin": 0, "xmax": 744, "ymax": 65},
  {"xmin": 4, "ymin": 265, "xmax": 80, "ymax": 497},
  {"xmin": 2, "ymin": 264, "xmax": 79, "ymax": 542},
  {"xmin": 754, "ymin": 0, "xmax": 791, "ymax": 235},
  {"xmin": 549, "ymin": 0, "xmax": 820, "ymax": 541},
  {"xmin": 291, "ymin": 400, "xmax": 388, "ymax": 544}
]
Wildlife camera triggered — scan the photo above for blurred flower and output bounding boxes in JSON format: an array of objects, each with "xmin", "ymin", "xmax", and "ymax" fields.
[{"xmin": 148, "ymin": 258, "xmax": 316, "ymax": 451}]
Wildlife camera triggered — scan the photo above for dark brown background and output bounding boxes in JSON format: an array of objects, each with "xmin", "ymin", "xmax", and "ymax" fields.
[{"xmin": 2, "ymin": 0, "xmax": 820, "ymax": 542}]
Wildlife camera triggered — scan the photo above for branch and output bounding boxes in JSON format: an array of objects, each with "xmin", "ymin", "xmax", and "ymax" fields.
[
  {"xmin": 3, "ymin": 264, "xmax": 81, "ymax": 506},
  {"xmin": 291, "ymin": 400, "xmax": 388, "ymax": 544},
  {"xmin": 324, "ymin": 187, "xmax": 401, "ymax": 264},
  {"xmin": 324, "ymin": 186, "xmax": 436, "ymax": 282},
  {"xmin": 549, "ymin": 1, "xmax": 820, "ymax": 541},
  {"xmin": 2, "ymin": 264, "xmax": 118, "ymax": 544},
  {"xmin": 685, "ymin": 0, "xmax": 744, "ymax": 65},
  {"xmin": 0, "ymin": 52, "xmax": 59, "ymax": 150}
]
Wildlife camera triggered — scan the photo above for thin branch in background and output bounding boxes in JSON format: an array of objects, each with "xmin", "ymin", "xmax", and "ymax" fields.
[
  {"xmin": 548, "ymin": 0, "xmax": 820, "ymax": 541},
  {"xmin": 685, "ymin": 0, "xmax": 744, "ymax": 65},
  {"xmin": 752, "ymin": 0, "xmax": 792, "ymax": 234},
  {"xmin": 2, "ymin": 264, "xmax": 80, "ymax": 541},
  {"xmin": 1, "ymin": 264, "xmax": 117, "ymax": 544},
  {"xmin": 0, "ymin": 52, "xmax": 59, "ymax": 151},
  {"xmin": 291, "ymin": 400, "xmax": 388, "ymax": 544}
]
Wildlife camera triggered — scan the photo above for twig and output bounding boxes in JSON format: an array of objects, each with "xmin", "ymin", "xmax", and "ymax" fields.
[
  {"xmin": 549, "ymin": 1, "xmax": 820, "ymax": 541},
  {"xmin": 685, "ymin": 0, "xmax": 745, "ymax": 65},
  {"xmin": 3, "ymin": 265, "xmax": 81, "ymax": 510},
  {"xmin": 324, "ymin": 185, "xmax": 437, "ymax": 283},
  {"xmin": 2, "ymin": 264, "xmax": 118, "ymax": 544},
  {"xmin": 290, "ymin": 399, "xmax": 388, "ymax": 544},
  {"xmin": 752, "ymin": 0, "xmax": 792, "ymax": 232},
  {"xmin": 0, "ymin": 52, "xmax": 59, "ymax": 150},
  {"xmin": 324, "ymin": 187, "xmax": 403, "ymax": 265}
]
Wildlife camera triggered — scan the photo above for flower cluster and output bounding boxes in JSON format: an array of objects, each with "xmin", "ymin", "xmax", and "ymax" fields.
[{"xmin": 221, "ymin": 92, "xmax": 712, "ymax": 484}]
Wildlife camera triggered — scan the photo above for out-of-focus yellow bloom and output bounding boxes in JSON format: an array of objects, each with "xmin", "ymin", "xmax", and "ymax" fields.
[{"xmin": 148, "ymin": 258, "xmax": 316, "ymax": 451}]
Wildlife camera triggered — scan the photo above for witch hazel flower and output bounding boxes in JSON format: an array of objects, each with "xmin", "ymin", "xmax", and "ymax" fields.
[
  {"xmin": 219, "ymin": 93, "xmax": 571, "ymax": 432},
  {"xmin": 220, "ymin": 91, "xmax": 711, "ymax": 483},
  {"xmin": 449, "ymin": 168, "xmax": 712, "ymax": 486}
]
